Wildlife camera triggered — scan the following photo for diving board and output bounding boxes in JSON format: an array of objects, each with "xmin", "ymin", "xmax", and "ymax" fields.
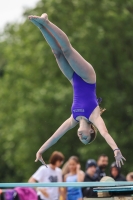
[
  {"xmin": 94, "ymin": 186, "xmax": 133, "ymax": 192},
  {"xmin": 0, "ymin": 182, "xmax": 133, "ymax": 188}
]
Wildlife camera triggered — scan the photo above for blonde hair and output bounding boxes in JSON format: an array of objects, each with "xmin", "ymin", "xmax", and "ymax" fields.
[
  {"xmin": 100, "ymin": 107, "xmax": 106, "ymax": 115},
  {"xmin": 87, "ymin": 124, "xmax": 97, "ymax": 144},
  {"xmin": 62, "ymin": 161, "xmax": 69, "ymax": 177},
  {"xmin": 69, "ymin": 156, "xmax": 79, "ymax": 163},
  {"xmin": 97, "ymin": 97, "xmax": 106, "ymax": 115},
  {"xmin": 88, "ymin": 107, "xmax": 106, "ymax": 144}
]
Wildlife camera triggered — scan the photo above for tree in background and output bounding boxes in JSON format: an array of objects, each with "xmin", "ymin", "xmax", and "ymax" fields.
[{"xmin": 0, "ymin": 0, "xmax": 133, "ymax": 181}]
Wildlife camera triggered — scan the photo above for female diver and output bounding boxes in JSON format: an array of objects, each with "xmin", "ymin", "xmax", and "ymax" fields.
[{"xmin": 28, "ymin": 13, "xmax": 126, "ymax": 168}]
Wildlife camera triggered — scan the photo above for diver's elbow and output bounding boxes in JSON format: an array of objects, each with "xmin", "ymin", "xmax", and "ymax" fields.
[
  {"xmin": 101, "ymin": 131, "xmax": 109, "ymax": 138},
  {"xmin": 51, "ymin": 136, "xmax": 59, "ymax": 144}
]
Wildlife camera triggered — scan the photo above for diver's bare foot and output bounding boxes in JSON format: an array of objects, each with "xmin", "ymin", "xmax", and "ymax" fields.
[{"xmin": 28, "ymin": 13, "xmax": 48, "ymax": 26}]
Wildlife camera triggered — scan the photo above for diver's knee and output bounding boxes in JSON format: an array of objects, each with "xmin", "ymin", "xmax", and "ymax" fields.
[
  {"xmin": 62, "ymin": 45, "xmax": 72, "ymax": 57},
  {"xmin": 52, "ymin": 49, "xmax": 62, "ymax": 59}
]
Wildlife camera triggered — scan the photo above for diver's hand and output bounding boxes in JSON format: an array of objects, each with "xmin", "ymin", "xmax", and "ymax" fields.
[
  {"xmin": 35, "ymin": 151, "xmax": 47, "ymax": 167},
  {"xmin": 114, "ymin": 149, "xmax": 126, "ymax": 167}
]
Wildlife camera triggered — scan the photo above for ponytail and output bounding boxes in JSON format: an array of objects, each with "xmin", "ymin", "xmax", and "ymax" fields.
[{"xmin": 97, "ymin": 97, "xmax": 106, "ymax": 115}]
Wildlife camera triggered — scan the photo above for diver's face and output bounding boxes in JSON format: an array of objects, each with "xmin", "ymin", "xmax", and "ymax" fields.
[{"xmin": 77, "ymin": 124, "xmax": 94, "ymax": 145}]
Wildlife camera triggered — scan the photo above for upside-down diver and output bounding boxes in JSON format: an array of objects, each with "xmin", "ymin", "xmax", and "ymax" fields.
[{"xmin": 28, "ymin": 13, "xmax": 126, "ymax": 168}]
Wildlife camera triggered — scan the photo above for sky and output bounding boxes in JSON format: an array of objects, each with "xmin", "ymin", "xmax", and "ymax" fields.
[{"xmin": 0, "ymin": 0, "xmax": 39, "ymax": 31}]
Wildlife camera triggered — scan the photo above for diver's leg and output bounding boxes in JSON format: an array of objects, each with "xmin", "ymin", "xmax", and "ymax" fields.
[
  {"xmin": 29, "ymin": 18, "xmax": 73, "ymax": 81},
  {"xmin": 29, "ymin": 14, "xmax": 96, "ymax": 83}
]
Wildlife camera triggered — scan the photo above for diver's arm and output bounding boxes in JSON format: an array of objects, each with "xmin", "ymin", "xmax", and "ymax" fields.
[
  {"xmin": 39, "ymin": 116, "xmax": 77, "ymax": 153},
  {"xmin": 90, "ymin": 107, "xmax": 118, "ymax": 150},
  {"xmin": 92, "ymin": 115, "xmax": 126, "ymax": 167},
  {"xmin": 92, "ymin": 115, "xmax": 119, "ymax": 150},
  {"xmin": 35, "ymin": 116, "xmax": 78, "ymax": 163}
]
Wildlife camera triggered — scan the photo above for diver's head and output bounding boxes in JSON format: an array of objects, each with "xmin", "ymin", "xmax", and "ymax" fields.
[{"xmin": 77, "ymin": 117, "xmax": 97, "ymax": 145}]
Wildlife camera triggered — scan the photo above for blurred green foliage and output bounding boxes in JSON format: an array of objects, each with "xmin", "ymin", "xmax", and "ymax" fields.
[{"xmin": 0, "ymin": 0, "xmax": 133, "ymax": 182}]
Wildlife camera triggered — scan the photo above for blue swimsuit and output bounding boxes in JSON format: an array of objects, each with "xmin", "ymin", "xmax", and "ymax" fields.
[
  {"xmin": 71, "ymin": 72, "xmax": 98, "ymax": 121},
  {"xmin": 66, "ymin": 174, "xmax": 83, "ymax": 200}
]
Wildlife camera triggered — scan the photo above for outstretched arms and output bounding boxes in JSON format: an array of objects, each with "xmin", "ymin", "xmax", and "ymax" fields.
[
  {"xmin": 35, "ymin": 115, "xmax": 78, "ymax": 164},
  {"xmin": 92, "ymin": 115, "xmax": 126, "ymax": 167}
]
